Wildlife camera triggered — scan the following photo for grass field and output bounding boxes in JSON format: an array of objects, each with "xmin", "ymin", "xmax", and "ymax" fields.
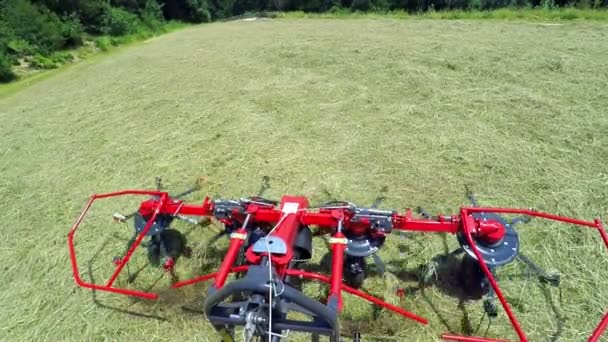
[{"xmin": 1, "ymin": 17, "xmax": 608, "ymax": 342}]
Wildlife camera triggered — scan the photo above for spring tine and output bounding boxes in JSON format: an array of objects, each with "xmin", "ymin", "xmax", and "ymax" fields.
[
  {"xmin": 465, "ymin": 185, "xmax": 479, "ymax": 207},
  {"xmin": 171, "ymin": 186, "xmax": 199, "ymax": 199},
  {"xmin": 257, "ymin": 175, "xmax": 271, "ymax": 197},
  {"xmin": 511, "ymin": 216, "xmax": 532, "ymax": 225},
  {"xmin": 372, "ymin": 254, "xmax": 385, "ymax": 276},
  {"xmin": 416, "ymin": 206, "xmax": 433, "ymax": 219}
]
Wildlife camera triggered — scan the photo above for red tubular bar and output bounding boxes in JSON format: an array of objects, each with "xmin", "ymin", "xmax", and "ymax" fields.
[
  {"xmin": 94, "ymin": 189, "xmax": 166, "ymax": 199},
  {"xmin": 466, "ymin": 207, "xmax": 598, "ymax": 228},
  {"xmin": 172, "ymin": 266, "xmax": 250, "ymax": 289},
  {"xmin": 284, "ymin": 269, "xmax": 428, "ymax": 324},
  {"xmin": 393, "ymin": 209, "xmax": 459, "ymax": 233},
  {"xmin": 107, "ymin": 194, "xmax": 168, "ymax": 287},
  {"xmin": 441, "ymin": 334, "xmax": 510, "ymax": 342},
  {"xmin": 588, "ymin": 219, "xmax": 608, "ymax": 342},
  {"xmin": 68, "ymin": 190, "xmax": 172, "ymax": 300},
  {"xmin": 213, "ymin": 228, "xmax": 248, "ymax": 289},
  {"xmin": 590, "ymin": 311, "xmax": 608, "ymax": 342},
  {"xmin": 329, "ymin": 232, "xmax": 347, "ymax": 310}
]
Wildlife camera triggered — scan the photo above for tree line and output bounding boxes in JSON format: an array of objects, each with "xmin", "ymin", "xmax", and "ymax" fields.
[{"xmin": 1, "ymin": 0, "xmax": 607, "ymax": 82}]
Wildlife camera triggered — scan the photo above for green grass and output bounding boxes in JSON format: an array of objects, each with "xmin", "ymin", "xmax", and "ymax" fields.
[
  {"xmin": 280, "ymin": 8, "xmax": 608, "ymax": 21},
  {"xmin": 1, "ymin": 18, "xmax": 608, "ymax": 341}
]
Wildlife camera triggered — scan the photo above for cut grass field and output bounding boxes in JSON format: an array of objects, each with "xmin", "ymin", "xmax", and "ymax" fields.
[{"xmin": 1, "ymin": 17, "xmax": 607, "ymax": 342}]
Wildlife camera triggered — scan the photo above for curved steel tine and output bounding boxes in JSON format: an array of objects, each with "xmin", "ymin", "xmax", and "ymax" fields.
[
  {"xmin": 511, "ymin": 216, "xmax": 531, "ymax": 225},
  {"xmin": 465, "ymin": 185, "xmax": 479, "ymax": 207}
]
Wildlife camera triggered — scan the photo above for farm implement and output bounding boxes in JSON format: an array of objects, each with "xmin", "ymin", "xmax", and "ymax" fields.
[{"xmin": 68, "ymin": 178, "xmax": 608, "ymax": 342}]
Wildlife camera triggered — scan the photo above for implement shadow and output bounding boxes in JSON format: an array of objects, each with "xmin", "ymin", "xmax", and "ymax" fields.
[{"xmin": 84, "ymin": 236, "xmax": 167, "ymax": 321}]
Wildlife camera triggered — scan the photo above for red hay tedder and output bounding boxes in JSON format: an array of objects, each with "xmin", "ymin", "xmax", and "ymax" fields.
[{"xmin": 68, "ymin": 177, "xmax": 608, "ymax": 342}]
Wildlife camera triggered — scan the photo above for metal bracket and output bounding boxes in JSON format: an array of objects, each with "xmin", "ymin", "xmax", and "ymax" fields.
[{"xmin": 252, "ymin": 236, "xmax": 287, "ymax": 254}]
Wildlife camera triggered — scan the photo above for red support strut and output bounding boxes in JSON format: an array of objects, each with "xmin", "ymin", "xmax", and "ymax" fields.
[
  {"xmin": 213, "ymin": 228, "xmax": 248, "ymax": 289},
  {"xmin": 329, "ymin": 231, "xmax": 347, "ymax": 310}
]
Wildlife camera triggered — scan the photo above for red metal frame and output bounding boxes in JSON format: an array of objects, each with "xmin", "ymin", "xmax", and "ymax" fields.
[
  {"xmin": 444, "ymin": 207, "xmax": 608, "ymax": 342},
  {"xmin": 68, "ymin": 189, "xmax": 607, "ymax": 342},
  {"xmin": 68, "ymin": 190, "xmax": 169, "ymax": 300},
  {"xmin": 441, "ymin": 335, "xmax": 510, "ymax": 342}
]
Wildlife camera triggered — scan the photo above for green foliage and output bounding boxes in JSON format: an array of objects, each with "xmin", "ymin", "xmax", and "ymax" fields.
[
  {"xmin": 184, "ymin": 0, "xmax": 212, "ymax": 22},
  {"xmin": 61, "ymin": 13, "xmax": 85, "ymax": 47},
  {"xmin": 0, "ymin": 56, "xmax": 17, "ymax": 82},
  {"xmin": 27, "ymin": 51, "xmax": 74, "ymax": 70},
  {"xmin": 1, "ymin": 0, "xmax": 66, "ymax": 53},
  {"xmin": 0, "ymin": 41, "xmax": 17, "ymax": 82},
  {"xmin": 6, "ymin": 38, "xmax": 37, "ymax": 56},
  {"xmin": 350, "ymin": 0, "xmax": 390, "ymax": 11},
  {"xmin": 94, "ymin": 36, "xmax": 113, "ymax": 51},
  {"xmin": 141, "ymin": 0, "xmax": 165, "ymax": 29},
  {"xmin": 100, "ymin": 6, "xmax": 141, "ymax": 35},
  {"xmin": 30, "ymin": 54, "xmax": 59, "ymax": 69}
]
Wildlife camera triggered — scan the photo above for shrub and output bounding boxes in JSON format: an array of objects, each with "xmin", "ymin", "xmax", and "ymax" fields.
[
  {"xmin": 184, "ymin": 0, "xmax": 212, "ymax": 22},
  {"xmin": 351, "ymin": 0, "xmax": 371, "ymax": 10},
  {"xmin": 49, "ymin": 51, "xmax": 74, "ymax": 64},
  {"xmin": 95, "ymin": 36, "xmax": 113, "ymax": 51},
  {"xmin": 0, "ymin": 44, "xmax": 17, "ymax": 83},
  {"xmin": 61, "ymin": 13, "xmax": 85, "ymax": 47},
  {"xmin": 6, "ymin": 38, "xmax": 37, "ymax": 56},
  {"xmin": 1, "ymin": 0, "xmax": 66, "ymax": 53},
  {"xmin": 0, "ymin": 58, "xmax": 17, "ymax": 82},
  {"xmin": 31, "ymin": 54, "xmax": 59, "ymax": 69},
  {"xmin": 100, "ymin": 6, "xmax": 141, "ymax": 36},
  {"xmin": 141, "ymin": 0, "xmax": 166, "ymax": 30}
]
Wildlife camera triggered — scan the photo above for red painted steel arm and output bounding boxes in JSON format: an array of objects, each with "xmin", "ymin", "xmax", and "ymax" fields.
[
  {"xmin": 171, "ymin": 266, "xmax": 249, "ymax": 288},
  {"xmin": 68, "ymin": 190, "xmax": 173, "ymax": 300},
  {"xmin": 284, "ymin": 269, "xmax": 428, "ymax": 324},
  {"xmin": 106, "ymin": 193, "xmax": 168, "ymax": 287},
  {"xmin": 138, "ymin": 196, "xmax": 214, "ymax": 217},
  {"xmin": 587, "ymin": 219, "xmax": 608, "ymax": 342},
  {"xmin": 393, "ymin": 209, "xmax": 460, "ymax": 233},
  {"xmin": 441, "ymin": 334, "xmax": 510, "ymax": 342},
  {"xmin": 213, "ymin": 228, "xmax": 248, "ymax": 288},
  {"xmin": 328, "ymin": 231, "xmax": 347, "ymax": 310}
]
